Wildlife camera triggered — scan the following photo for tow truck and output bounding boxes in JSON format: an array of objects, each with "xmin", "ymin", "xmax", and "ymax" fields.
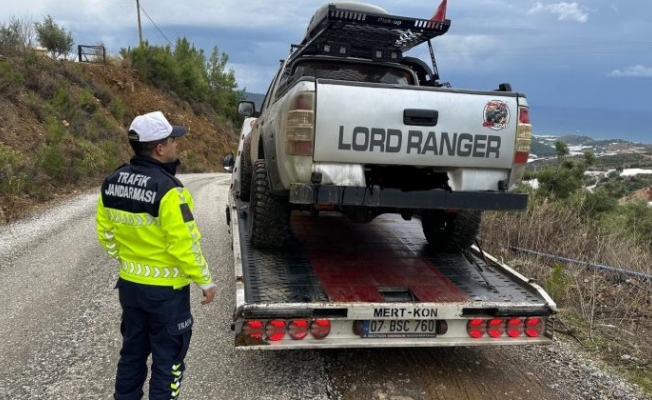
[{"xmin": 223, "ymin": 3, "xmax": 555, "ymax": 350}]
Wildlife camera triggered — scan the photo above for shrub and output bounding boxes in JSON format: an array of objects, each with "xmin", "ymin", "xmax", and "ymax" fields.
[
  {"xmin": 23, "ymin": 91, "xmax": 53, "ymax": 122},
  {"xmin": 0, "ymin": 61, "xmax": 25, "ymax": 100},
  {"xmin": 37, "ymin": 143, "xmax": 66, "ymax": 181},
  {"xmin": 0, "ymin": 143, "xmax": 26, "ymax": 194},
  {"xmin": 24, "ymin": 64, "xmax": 60, "ymax": 99},
  {"xmin": 78, "ymin": 88, "xmax": 97, "ymax": 113},
  {"xmin": 109, "ymin": 98, "xmax": 126, "ymax": 122}
]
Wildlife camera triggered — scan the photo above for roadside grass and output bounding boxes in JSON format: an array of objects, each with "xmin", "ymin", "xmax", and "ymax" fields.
[{"xmin": 481, "ymin": 194, "xmax": 652, "ymax": 393}]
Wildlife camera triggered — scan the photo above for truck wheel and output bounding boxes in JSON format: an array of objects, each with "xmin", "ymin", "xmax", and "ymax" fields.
[
  {"xmin": 249, "ymin": 160, "xmax": 290, "ymax": 249},
  {"xmin": 239, "ymin": 136, "xmax": 252, "ymax": 201},
  {"xmin": 421, "ymin": 210, "xmax": 482, "ymax": 251}
]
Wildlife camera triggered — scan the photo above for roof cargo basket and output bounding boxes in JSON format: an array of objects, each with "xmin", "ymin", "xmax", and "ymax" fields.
[{"xmin": 292, "ymin": 3, "xmax": 451, "ymax": 62}]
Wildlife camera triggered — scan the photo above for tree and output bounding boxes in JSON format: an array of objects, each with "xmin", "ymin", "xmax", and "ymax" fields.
[
  {"xmin": 554, "ymin": 140, "xmax": 569, "ymax": 160},
  {"xmin": 206, "ymin": 46, "xmax": 244, "ymax": 121},
  {"xmin": 34, "ymin": 15, "xmax": 73, "ymax": 59},
  {"xmin": 0, "ymin": 16, "xmax": 35, "ymax": 56},
  {"xmin": 537, "ymin": 149, "xmax": 595, "ymax": 201}
]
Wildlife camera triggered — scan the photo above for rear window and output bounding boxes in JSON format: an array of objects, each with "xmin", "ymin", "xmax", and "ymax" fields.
[{"xmin": 292, "ymin": 60, "xmax": 414, "ymax": 85}]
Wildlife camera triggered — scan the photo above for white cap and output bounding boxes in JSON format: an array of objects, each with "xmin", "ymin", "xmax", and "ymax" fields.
[{"xmin": 128, "ymin": 111, "xmax": 186, "ymax": 142}]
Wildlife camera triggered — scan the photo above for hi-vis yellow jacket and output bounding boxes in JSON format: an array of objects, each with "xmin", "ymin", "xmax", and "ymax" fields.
[{"xmin": 96, "ymin": 156, "xmax": 215, "ymax": 290}]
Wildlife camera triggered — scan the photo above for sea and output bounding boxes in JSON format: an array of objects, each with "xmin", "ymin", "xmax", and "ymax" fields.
[{"xmin": 532, "ymin": 106, "xmax": 651, "ymax": 144}]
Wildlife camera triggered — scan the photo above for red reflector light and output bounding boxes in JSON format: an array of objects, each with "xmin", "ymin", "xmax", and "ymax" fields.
[
  {"xmin": 507, "ymin": 318, "xmax": 524, "ymax": 337},
  {"xmin": 488, "ymin": 318, "xmax": 505, "ymax": 338},
  {"xmin": 514, "ymin": 151, "xmax": 529, "ymax": 164},
  {"xmin": 288, "ymin": 320, "xmax": 309, "ymax": 340},
  {"xmin": 287, "ymin": 140, "xmax": 313, "ymax": 156},
  {"xmin": 265, "ymin": 320, "xmax": 286, "ymax": 341},
  {"xmin": 310, "ymin": 319, "xmax": 331, "ymax": 339},
  {"xmin": 467, "ymin": 319, "xmax": 486, "ymax": 338},
  {"xmin": 525, "ymin": 318, "xmax": 543, "ymax": 337},
  {"xmin": 243, "ymin": 320, "xmax": 264, "ymax": 339},
  {"xmin": 519, "ymin": 107, "xmax": 530, "ymax": 124}
]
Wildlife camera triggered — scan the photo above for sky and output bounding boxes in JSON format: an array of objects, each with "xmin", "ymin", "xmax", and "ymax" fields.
[{"xmin": 1, "ymin": 1, "xmax": 651, "ymax": 141}]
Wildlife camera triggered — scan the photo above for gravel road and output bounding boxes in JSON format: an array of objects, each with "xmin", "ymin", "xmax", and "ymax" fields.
[{"xmin": 0, "ymin": 173, "xmax": 649, "ymax": 400}]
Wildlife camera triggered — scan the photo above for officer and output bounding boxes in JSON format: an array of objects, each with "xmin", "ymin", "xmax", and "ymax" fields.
[{"xmin": 96, "ymin": 111, "xmax": 217, "ymax": 400}]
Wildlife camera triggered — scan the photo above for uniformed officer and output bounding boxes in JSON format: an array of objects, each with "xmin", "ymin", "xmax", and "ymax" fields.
[{"xmin": 96, "ymin": 111, "xmax": 217, "ymax": 400}]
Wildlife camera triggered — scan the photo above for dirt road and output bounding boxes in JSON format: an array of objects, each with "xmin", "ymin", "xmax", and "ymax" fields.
[{"xmin": 0, "ymin": 173, "xmax": 646, "ymax": 399}]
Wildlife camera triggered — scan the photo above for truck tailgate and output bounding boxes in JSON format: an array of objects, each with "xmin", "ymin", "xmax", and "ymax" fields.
[{"xmin": 313, "ymin": 80, "xmax": 519, "ymax": 169}]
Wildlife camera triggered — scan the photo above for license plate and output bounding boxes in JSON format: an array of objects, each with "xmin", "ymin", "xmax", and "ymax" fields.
[{"xmin": 362, "ymin": 320, "xmax": 437, "ymax": 338}]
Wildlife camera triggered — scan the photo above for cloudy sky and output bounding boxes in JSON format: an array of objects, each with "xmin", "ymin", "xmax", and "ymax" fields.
[{"xmin": 2, "ymin": 1, "xmax": 651, "ymax": 140}]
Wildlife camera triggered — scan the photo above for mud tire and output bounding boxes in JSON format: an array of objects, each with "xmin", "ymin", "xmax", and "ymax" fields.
[
  {"xmin": 421, "ymin": 210, "xmax": 482, "ymax": 251},
  {"xmin": 249, "ymin": 160, "xmax": 290, "ymax": 249},
  {"xmin": 239, "ymin": 135, "xmax": 253, "ymax": 201}
]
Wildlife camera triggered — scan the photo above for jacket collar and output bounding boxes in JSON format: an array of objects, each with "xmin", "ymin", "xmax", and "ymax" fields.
[{"xmin": 130, "ymin": 155, "xmax": 180, "ymax": 176}]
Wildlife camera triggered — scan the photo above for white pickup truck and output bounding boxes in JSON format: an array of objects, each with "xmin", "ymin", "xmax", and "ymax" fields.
[{"xmin": 228, "ymin": 2, "xmax": 532, "ymax": 249}]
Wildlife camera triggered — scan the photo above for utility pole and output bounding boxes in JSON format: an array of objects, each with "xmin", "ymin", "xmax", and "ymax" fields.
[{"xmin": 136, "ymin": 0, "xmax": 143, "ymax": 45}]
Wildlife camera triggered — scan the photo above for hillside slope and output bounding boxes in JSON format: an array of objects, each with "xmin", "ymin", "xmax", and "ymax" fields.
[{"xmin": 0, "ymin": 55, "xmax": 239, "ymax": 223}]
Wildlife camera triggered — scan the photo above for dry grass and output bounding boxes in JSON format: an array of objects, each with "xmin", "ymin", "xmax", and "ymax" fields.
[{"xmin": 481, "ymin": 197, "xmax": 652, "ymax": 391}]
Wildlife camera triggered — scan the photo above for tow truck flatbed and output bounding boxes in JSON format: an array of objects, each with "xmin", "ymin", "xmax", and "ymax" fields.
[{"xmin": 228, "ymin": 195, "xmax": 556, "ymax": 350}]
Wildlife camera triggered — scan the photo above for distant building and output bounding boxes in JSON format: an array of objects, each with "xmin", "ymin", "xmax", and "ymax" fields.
[{"xmin": 33, "ymin": 46, "xmax": 48, "ymax": 57}]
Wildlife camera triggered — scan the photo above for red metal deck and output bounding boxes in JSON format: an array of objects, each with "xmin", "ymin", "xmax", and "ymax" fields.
[{"xmin": 292, "ymin": 215, "xmax": 471, "ymax": 303}]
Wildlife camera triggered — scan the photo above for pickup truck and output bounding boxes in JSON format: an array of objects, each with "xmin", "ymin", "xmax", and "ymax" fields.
[{"xmin": 232, "ymin": 2, "xmax": 532, "ymax": 250}]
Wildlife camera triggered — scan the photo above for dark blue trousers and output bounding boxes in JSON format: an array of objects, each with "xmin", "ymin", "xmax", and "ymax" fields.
[{"xmin": 114, "ymin": 278, "xmax": 193, "ymax": 400}]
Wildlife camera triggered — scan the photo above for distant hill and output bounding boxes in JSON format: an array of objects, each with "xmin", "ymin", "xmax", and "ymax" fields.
[
  {"xmin": 245, "ymin": 92, "xmax": 265, "ymax": 110},
  {"xmin": 530, "ymin": 138, "xmax": 557, "ymax": 157}
]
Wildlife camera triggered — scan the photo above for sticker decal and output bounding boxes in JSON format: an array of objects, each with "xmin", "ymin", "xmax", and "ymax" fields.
[{"xmin": 483, "ymin": 100, "xmax": 510, "ymax": 130}]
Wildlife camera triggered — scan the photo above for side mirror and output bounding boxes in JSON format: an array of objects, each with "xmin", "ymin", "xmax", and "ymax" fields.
[
  {"xmin": 238, "ymin": 101, "xmax": 256, "ymax": 117},
  {"xmin": 222, "ymin": 152, "xmax": 235, "ymax": 172}
]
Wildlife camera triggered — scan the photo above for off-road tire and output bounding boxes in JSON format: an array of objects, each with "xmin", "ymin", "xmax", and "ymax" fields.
[
  {"xmin": 249, "ymin": 160, "xmax": 290, "ymax": 249},
  {"xmin": 239, "ymin": 136, "xmax": 253, "ymax": 201},
  {"xmin": 421, "ymin": 210, "xmax": 482, "ymax": 251}
]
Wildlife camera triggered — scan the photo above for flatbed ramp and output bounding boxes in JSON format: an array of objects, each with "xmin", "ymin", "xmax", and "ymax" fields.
[
  {"xmin": 237, "ymin": 206, "xmax": 542, "ymax": 307},
  {"xmin": 230, "ymin": 197, "xmax": 555, "ymax": 349}
]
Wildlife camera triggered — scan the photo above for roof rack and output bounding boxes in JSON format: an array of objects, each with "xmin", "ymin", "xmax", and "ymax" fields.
[{"xmin": 290, "ymin": 4, "xmax": 451, "ymax": 62}]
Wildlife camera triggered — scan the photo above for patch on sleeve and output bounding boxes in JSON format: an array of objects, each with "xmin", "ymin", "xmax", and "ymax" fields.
[{"xmin": 180, "ymin": 203, "xmax": 194, "ymax": 223}]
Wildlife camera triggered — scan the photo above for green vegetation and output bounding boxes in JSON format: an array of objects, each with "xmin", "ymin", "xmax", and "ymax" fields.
[
  {"xmin": 0, "ymin": 14, "xmax": 243, "ymax": 221},
  {"xmin": 122, "ymin": 37, "xmax": 244, "ymax": 125}
]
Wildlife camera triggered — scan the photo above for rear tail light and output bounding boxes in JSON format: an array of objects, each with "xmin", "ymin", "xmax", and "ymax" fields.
[
  {"xmin": 310, "ymin": 319, "xmax": 331, "ymax": 339},
  {"xmin": 286, "ymin": 91, "xmax": 315, "ymax": 156},
  {"xmin": 507, "ymin": 318, "xmax": 524, "ymax": 337},
  {"xmin": 243, "ymin": 320, "xmax": 264, "ymax": 339},
  {"xmin": 525, "ymin": 317, "xmax": 543, "ymax": 337},
  {"xmin": 468, "ymin": 318, "xmax": 543, "ymax": 339},
  {"xmin": 265, "ymin": 320, "xmax": 286, "ymax": 341},
  {"xmin": 487, "ymin": 318, "xmax": 505, "ymax": 338},
  {"xmin": 288, "ymin": 320, "xmax": 309, "ymax": 340},
  {"xmin": 467, "ymin": 319, "xmax": 487, "ymax": 338},
  {"xmin": 513, "ymin": 106, "xmax": 532, "ymax": 165}
]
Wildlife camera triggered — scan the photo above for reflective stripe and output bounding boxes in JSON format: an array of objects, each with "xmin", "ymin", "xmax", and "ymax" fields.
[
  {"xmin": 179, "ymin": 189, "xmax": 209, "ymax": 283},
  {"xmin": 171, "ymin": 363, "xmax": 183, "ymax": 399},
  {"xmin": 108, "ymin": 209, "xmax": 160, "ymax": 226},
  {"xmin": 120, "ymin": 261, "xmax": 185, "ymax": 280}
]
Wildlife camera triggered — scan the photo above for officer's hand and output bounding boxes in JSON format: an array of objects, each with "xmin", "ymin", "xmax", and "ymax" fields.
[{"xmin": 201, "ymin": 286, "xmax": 217, "ymax": 305}]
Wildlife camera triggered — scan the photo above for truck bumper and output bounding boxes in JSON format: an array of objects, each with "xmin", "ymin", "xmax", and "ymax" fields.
[{"xmin": 289, "ymin": 184, "xmax": 528, "ymax": 211}]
